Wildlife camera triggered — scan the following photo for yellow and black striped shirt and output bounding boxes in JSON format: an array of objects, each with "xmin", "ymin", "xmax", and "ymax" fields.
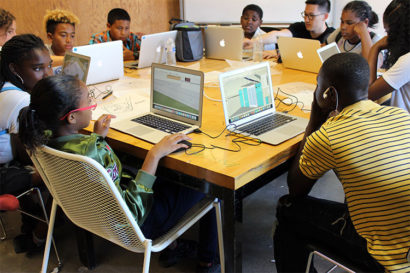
[{"xmin": 299, "ymin": 100, "xmax": 410, "ymax": 272}]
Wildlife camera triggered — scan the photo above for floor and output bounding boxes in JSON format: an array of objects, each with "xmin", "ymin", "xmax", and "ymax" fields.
[{"xmin": 0, "ymin": 171, "xmax": 347, "ymax": 273}]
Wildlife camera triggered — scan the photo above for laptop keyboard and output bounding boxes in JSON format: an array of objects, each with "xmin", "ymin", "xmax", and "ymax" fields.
[
  {"xmin": 132, "ymin": 114, "xmax": 190, "ymax": 133},
  {"xmin": 238, "ymin": 113, "xmax": 296, "ymax": 136}
]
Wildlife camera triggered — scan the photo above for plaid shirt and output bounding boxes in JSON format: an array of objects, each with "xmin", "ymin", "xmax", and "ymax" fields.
[{"xmin": 89, "ymin": 30, "xmax": 141, "ymax": 58}]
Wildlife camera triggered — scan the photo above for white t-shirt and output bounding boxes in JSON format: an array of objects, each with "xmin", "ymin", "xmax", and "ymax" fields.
[
  {"xmin": 0, "ymin": 82, "xmax": 30, "ymax": 163},
  {"xmin": 253, "ymin": 27, "xmax": 276, "ymax": 51},
  {"xmin": 383, "ymin": 52, "xmax": 410, "ymax": 112},
  {"xmin": 326, "ymin": 28, "xmax": 380, "ymax": 54}
]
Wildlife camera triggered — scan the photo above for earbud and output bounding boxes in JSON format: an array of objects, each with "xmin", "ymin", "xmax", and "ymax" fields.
[{"xmin": 323, "ymin": 87, "xmax": 331, "ymax": 99}]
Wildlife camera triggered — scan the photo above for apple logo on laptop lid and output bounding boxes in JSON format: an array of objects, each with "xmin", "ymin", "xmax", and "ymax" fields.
[
  {"xmin": 297, "ymin": 51, "xmax": 303, "ymax": 59},
  {"xmin": 219, "ymin": 39, "xmax": 226, "ymax": 47}
]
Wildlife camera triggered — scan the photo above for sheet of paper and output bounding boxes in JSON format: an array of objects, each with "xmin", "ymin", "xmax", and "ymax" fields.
[
  {"xmin": 89, "ymin": 76, "xmax": 151, "ymax": 97},
  {"xmin": 275, "ymin": 82, "xmax": 316, "ymax": 111}
]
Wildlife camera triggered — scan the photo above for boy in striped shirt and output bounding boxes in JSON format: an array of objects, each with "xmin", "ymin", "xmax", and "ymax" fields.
[
  {"xmin": 89, "ymin": 8, "xmax": 142, "ymax": 61},
  {"xmin": 274, "ymin": 53, "xmax": 410, "ymax": 273}
]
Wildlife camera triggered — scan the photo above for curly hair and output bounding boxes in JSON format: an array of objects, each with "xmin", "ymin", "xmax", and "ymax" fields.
[
  {"xmin": 43, "ymin": 9, "xmax": 80, "ymax": 34},
  {"xmin": 0, "ymin": 8, "xmax": 15, "ymax": 29},
  {"xmin": 383, "ymin": 0, "xmax": 410, "ymax": 67}
]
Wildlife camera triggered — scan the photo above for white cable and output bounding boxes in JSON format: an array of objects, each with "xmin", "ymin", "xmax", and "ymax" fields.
[{"xmin": 204, "ymin": 90, "xmax": 222, "ymax": 102}]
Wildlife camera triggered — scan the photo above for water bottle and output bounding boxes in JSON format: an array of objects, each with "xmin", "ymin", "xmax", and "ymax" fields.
[
  {"xmin": 166, "ymin": 38, "xmax": 176, "ymax": 65},
  {"xmin": 253, "ymin": 34, "xmax": 264, "ymax": 62}
]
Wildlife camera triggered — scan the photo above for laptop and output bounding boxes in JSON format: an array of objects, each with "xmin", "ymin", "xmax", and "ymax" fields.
[
  {"xmin": 204, "ymin": 26, "xmax": 244, "ymax": 61},
  {"xmin": 277, "ymin": 37, "xmax": 322, "ymax": 73},
  {"xmin": 219, "ymin": 62, "xmax": 308, "ymax": 145},
  {"xmin": 62, "ymin": 51, "xmax": 91, "ymax": 83},
  {"xmin": 124, "ymin": 30, "xmax": 178, "ymax": 69},
  {"xmin": 317, "ymin": 42, "xmax": 340, "ymax": 63},
  {"xmin": 73, "ymin": 40, "xmax": 123, "ymax": 85},
  {"xmin": 111, "ymin": 63, "xmax": 204, "ymax": 143}
]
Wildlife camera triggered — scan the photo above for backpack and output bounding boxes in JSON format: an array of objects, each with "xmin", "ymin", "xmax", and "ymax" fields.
[{"xmin": 169, "ymin": 19, "xmax": 203, "ymax": 62}]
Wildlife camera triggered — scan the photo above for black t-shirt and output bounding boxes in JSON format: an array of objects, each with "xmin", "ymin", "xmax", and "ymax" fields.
[{"xmin": 288, "ymin": 21, "xmax": 335, "ymax": 44}]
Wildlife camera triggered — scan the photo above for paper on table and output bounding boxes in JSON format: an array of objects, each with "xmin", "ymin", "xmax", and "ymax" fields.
[
  {"xmin": 275, "ymin": 82, "xmax": 316, "ymax": 111},
  {"xmin": 89, "ymin": 76, "xmax": 151, "ymax": 97},
  {"xmin": 225, "ymin": 59, "xmax": 281, "ymax": 75},
  {"xmin": 205, "ymin": 71, "xmax": 221, "ymax": 85}
]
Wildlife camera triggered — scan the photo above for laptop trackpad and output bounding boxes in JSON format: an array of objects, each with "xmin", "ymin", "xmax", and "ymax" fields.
[{"xmin": 128, "ymin": 125, "xmax": 154, "ymax": 136}]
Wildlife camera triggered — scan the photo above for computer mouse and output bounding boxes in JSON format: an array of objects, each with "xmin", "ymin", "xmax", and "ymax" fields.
[{"xmin": 172, "ymin": 140, "xmax": 192, "ymax": 153}]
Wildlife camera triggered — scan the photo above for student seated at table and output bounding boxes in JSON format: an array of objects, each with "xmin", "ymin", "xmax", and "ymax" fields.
[
  {"xmin": 326, "ymin": 1, "xmax": 380, "ymax": 60},
  {"xmin": 18, "ymin": 75, "xmax": 219, "ymax": 273},
  {"xmin": 89, "ymin": 8, "xmax": 143, "ymax": 61},
  {"xmin": 244, "ymin": 0, "xmax": 335, "ymax": 49},
  {"xmin": 273, "ymin": 53, "xmax": 410, "ymax": 272},
  {"xmin": 241, "ymin": 4, "xmax": 275, "ymax": 51},
  {"xmin": 43, "ymin": 9, "xmax": 80, "ymax": 67},
  {"xmin": 0, "ymin": 34, "xmax": 53, "ymax": 253},
  {"xmin": 368, "ymin": 0, "xmax": 410, "ymax": 113},
  {"xmin": 0, "ymin": 8, "xmax": 16, "ymax": 49}
]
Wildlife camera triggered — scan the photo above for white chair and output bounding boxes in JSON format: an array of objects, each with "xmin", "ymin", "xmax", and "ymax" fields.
[
  {"xmin": 30, "ymin": 146, "xmax": 225, "ymax": 273},
  {"xmin": 306, "ymin": 250, "xmax": 356, "ymax": 273}
]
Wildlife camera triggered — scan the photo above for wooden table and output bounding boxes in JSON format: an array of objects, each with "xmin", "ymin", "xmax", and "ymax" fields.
[{"xmin": 85, "ymin": 58, "xmax": 316, "ymax": 272}]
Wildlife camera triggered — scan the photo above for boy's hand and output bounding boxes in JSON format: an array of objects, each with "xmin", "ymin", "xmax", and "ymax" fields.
[
  {"xmin": 149, "ymin": 134, "xmax": 192, "ymax": 159},
  {"xmin": 123, "ymin": 47, "xmax": 135, "ymax": 61},
  {"xmin": 243, "ymin": 38, "xmax": 254, "ymax": 49},
  {"xmin": 263, "ymin": 50, "xmax": 278, "ymax": 59},
  {"xmin": 94, "ymin": 114, "xmax": 116, "ymax": 137}
]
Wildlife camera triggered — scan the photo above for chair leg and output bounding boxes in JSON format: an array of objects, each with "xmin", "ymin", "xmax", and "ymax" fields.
[
  {"xmin": 142, "ymin": 240, "xmax": 152, "ymax": 273},
  {"xmin": 0, "ymin": 215, "xmax": 6, "ymax": 240},
  {"xmin": 213, "ymin": 199, "xmax": 225, "ymax": 273},
  {"xmin": 41, "ymin": 199, "xmax": 57, "ymax": 273},
  {"xmin": 306, "ymin": 251, "xmax": 314, "ymax": 273}
]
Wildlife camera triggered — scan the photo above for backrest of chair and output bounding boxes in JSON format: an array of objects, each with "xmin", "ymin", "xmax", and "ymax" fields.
[{"xmin": 30, "ymin": 146, "xmax": 147, "ymax": 252}]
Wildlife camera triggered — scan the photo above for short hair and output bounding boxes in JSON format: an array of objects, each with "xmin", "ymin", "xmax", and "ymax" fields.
[
  {"xmin": 107, "ymin": 8, "xmax": 130, "ymax": 25},
  {"xmin": 43, "ymin": 9, "xmax": 80, "ymax": 34},
  {"xmin": 305, "ymin": 0, "xmax": 331, "ymax": 13},
  {"xmin": 343, "ymin": 1, "xmax": 378, "ymax": 28},
  {"xmin": 242, "ymin": 4, "xmax": 263, "ymax": 20},
  {"xmin": 321, "ymin": 53, "xmax": 369, "ymax": 95},
  {"xmin": 0, "ymin": 8, "xmax": 15, "ymax": 29}
]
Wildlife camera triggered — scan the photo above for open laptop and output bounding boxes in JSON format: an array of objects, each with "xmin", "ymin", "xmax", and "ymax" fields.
[
  {"xmin": 73, "ymin": 40, "xmax": 123, "ymax": 85},
  {"xmin": 317, "ymin": 42, "xmax": 340, "ymax": 63},
  {"xmin": 277, "ymin": 37, "xmax": 322, "ymax": 73},
  {"xmin": 62, "ymin": 51, "xmax": 91, "ymax": 83},
  {"xmin": 219, "ymin": 62, "xmax": 308, "ymax": 145},
  {"xmin": 204, "ymin": 26, "xmax": 244, "ymax": 61},
  {"xmin": 124, "ymin": 30, "xmax": 177, "ymax": 69},
  {"xmin": 111, "ymin": 63, "xmax": 204, "ymax": 143}
]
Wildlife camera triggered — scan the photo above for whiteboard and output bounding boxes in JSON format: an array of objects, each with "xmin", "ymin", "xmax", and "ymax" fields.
[{"xmin": 182, "ymin": 0, "xmax": 308, "ymax": 24}]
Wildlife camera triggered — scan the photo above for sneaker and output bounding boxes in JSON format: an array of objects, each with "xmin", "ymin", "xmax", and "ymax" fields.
[
  {"xmin": 196, "ymin": 262, "xmax": 221, "ymax": 273},
  {"xmin": 159, "ymin": 239, "xmax": 198, "ymax": 268}
]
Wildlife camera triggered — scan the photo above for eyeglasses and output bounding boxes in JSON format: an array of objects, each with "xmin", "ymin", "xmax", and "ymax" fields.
[
  {"xmin": 59, "ymin": 104, "xmax": 97, "ymax": 121},
  {"xmin": 301, "ymin": 11, "xmax": 325, "ymax": 20}
]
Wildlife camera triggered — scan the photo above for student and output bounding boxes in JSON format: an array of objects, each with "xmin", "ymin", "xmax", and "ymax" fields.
[
  {"xmin": 368, "ymin": 0, "xmax": 410, "ymax": 113},
  {"xmin": 0, "ymin": 34, "xmax": 53, "ymax": 253},
  {"xmin": 244, "ymin": 0, "xmax": 334, "ymax": 49},
  {"xmin": 273, "ymin": 53, "xmax": 410, "ymax": 272},
  {"xmin": 89, "ymin": 8, "xmax": 142, "ymax": 61},
  {"xmin": 43, "ymin": 9, "xmax": 79, "ymax": 57},
  {"xmin": 326, "ymin": 1, "xmax": 380, "ymax": 59},
  {"xmin": 241, "ymin": 4, "xmax": 275, "ymax": 50},
  {"xmin": 18, "ymin": 75, "xmax": 219, "ymax": 273},
  {"xmin": 0, "ymin": 8, "xmax": 16, "ymax": 48}
]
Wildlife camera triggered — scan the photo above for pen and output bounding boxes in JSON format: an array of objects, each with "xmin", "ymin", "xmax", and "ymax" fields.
[{"xmin": 102, "ymin": 90, "xmax": 113, "ymax": 100}]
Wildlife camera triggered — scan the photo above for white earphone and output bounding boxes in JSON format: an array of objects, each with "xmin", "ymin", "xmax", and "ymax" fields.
[{"xmin": 323, "ymin": 87, "xmax": 331, "ymax": 99}]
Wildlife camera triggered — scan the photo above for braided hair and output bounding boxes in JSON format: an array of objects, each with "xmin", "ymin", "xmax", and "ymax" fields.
[
  {"xmin": 343, "ymin": 1, "xmax": 378, "ymax": 28},
  {"xmin": 18, "ymin": 75, "xmax": 82, "ymax": 152},
  {"xmin": 0, "ymin": 34, "xmax": 47, "ymax": 91}
]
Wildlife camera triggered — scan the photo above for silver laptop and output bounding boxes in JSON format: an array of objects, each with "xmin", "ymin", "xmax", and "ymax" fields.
[
  {"xmin": 125, "ymin": 30, "xmax": 178, "ymax": 69},
  {"xmin": 278, "ymin": 37, "xmax": 322, "ymax": 73},
  {"xmin": 62, "ymin": 51, "xmax": 91, "ymax": 83},
  {"xmin": 317, "ymin": 42, "xmax": 340, "ymax": 63},
  {"xmin": 111, "ymin": 63, "xmax": 204, "ymax": 143},
  {"xmin": 219, "ymin": 62, "xmax": 308, "ymax": 145},
  {"xmin": 73, "ymin": 41, "xmax": 123, "ymax": 85},
  {"xmin": 204, "ymin": 26, "xmax": 244, "ymax": 61}
]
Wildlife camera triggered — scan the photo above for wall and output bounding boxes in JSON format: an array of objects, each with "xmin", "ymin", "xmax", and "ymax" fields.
[{"xmin": 0, "ymin": 0, "xmax": 180, "ymax": 46}]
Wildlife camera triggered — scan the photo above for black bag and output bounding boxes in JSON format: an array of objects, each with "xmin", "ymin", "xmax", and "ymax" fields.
[{"xmin": 169, "ymin": 19, "xmax": 203, "ymax": 62}]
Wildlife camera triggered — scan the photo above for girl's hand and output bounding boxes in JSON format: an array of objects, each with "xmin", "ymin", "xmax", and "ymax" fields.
[
  {"xmin": 149, "ymin": 133, "xmax": 192, "ymax": 159},
  {"xmin": 373, "ymin": 36, "xmax": 389, "ymax": 51},
  {"xmin": 94, "ymin": 114, "xmax": 116, "ymax": 137},
  {"xmin": 353, "ymin": 21, "xmax": 369, "ymax": 39}
]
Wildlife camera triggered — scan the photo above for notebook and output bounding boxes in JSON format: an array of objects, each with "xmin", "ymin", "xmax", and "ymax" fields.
[
  {"xmin": 277, "ymin": 37, "xmax": 322, "ymax": 73},
  {"xmin": 111, "ymin": 63, "xmax": 204, "ymax": 143},
  {"xmin": 124, "ymin": 30, "xmax": 178, "ymax": 69},
  {"xmin": 219, "ymin": 62, "xmax": 308, "ymax": 145},
  {"xmin": 72, "ymin": 40, "xmax": 123, "ymax": 85},
  {"xmin": 204, "ymin": 26, "xmax": 244, "ymax": 61},
  {"xmin": 317, "ymin": 42, "xmax": 340, "ymax": 63},
  {"xmin": 62, "ymin": 51, "xmax": 91, "ymax": 83}
]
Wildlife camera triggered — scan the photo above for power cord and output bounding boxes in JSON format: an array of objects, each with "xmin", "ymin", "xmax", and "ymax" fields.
[{"xmin": 274, "ymin": 87, "xmax": 310, "ymax": 113}]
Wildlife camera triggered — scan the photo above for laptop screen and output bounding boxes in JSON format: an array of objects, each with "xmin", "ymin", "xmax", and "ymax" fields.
[
  {"xmin": 62, "ymin": 52, "xmax": 90, "ymax": 83},
  {"xmin": 152, "ymin": 67, "xmax": 202, "ymax": 121},
  {"xmin": 220, "ymin": 64, "xmax": 273, "ymax": 123}
]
